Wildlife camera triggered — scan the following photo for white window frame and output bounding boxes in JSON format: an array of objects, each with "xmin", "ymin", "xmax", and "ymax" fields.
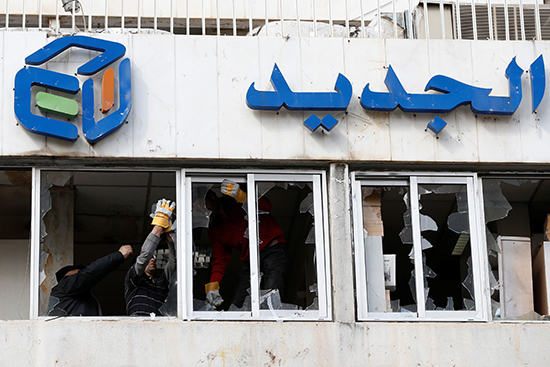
[
  {"xmin": 30, "ymin": 166, "xmax": 182, "ymax": 321},
  {"xmin": 183, "ymin": 169, "xmax": 332, "ymax": 321},
  {"xmin": 351, "ymin": 171, "xmax": 490, "ymax": 322}
]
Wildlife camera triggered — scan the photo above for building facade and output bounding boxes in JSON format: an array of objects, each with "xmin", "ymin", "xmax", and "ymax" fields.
[{"xmin": 1, "ymin": 1, "xmax": 550, "ymax": 366}]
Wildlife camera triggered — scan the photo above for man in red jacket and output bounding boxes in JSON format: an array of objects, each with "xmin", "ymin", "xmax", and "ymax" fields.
[{"xmin": 204, "ymin": 180, "xmax": 289, "ymax": 309}]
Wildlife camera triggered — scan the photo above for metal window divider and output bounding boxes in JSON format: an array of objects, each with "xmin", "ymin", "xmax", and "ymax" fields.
[
  {"xmin": 473, "ymin": 175, "xmax": 492, "ymax": 321},
  {"xmin": 30, "ymin": 167, "xmax": 41, "ymax": 320},
  {"xmin": 313, "ymin": 174, "xmax": 329, "ymax": 318},
  {"xmin": 351, "ymin": 176, "xmax": 369, "ymax": 320},
  {"xmin": 247, "ymin": 174, "xmax": 261, "ymax": 317},
  {"xmin": 464, "ymin": 176, "xmax": 481, "ymax": 318},
  {"xmin": 410, "ymin": 177, "xmax": 426, "ymax": 318},
  {"xmin": 179, "ymin": 170, "xmax": 190, "ymax": 320}
]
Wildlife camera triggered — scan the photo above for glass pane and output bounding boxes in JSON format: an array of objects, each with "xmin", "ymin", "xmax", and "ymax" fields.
[
  {"xmin": 256, "ymin": 181, "xmax": 314, "ymax": 312},
  {"xmin": 0, "ymin": 170, "xmax": 31, "ymax": 320},
  {"xmin": 482, "ymin": 178, "xmax": 550, "ymax": 320},
  {"xmin": 40, "ymin": 170, "xmax": 176, "ymax": 317},
  {"xmin": 418, "ymin": 184, "xmax": 474, "ymax": 311},
  {"xmin": 192, "ymin": 179, "xmax": 252, "ymax": 312},
  {"xmin": 362, "ymin": 186, "xmax": 415, "ymax": 314}
]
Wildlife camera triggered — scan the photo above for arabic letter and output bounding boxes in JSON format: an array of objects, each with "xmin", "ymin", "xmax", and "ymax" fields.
[{"xmin": 530, "ymin": 55, "xmax": 545, "ymax": 113}]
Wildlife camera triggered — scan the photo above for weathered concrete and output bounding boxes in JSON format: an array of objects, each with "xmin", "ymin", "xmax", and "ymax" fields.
[
  {"xmin": 329, "ymin": 163, "xmax": 355, "ymax": 324},
  {"xmin": 0, "ymin": 320, "xmax": 549, "ymax": 366},
  {"xmin": 40, "ymin": 188, "xmax": 75, "ymax": 316}
]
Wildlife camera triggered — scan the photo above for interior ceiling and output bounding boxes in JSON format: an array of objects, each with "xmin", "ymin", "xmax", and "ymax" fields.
[{"xmin": 5, "ymin": 171, "xmax": 550, "ymax": 241}]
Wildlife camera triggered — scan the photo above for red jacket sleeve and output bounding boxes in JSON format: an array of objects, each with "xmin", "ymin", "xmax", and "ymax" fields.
[{"xmin": 209, "ymin": 234, "xmax": 233, "ymax": 284}]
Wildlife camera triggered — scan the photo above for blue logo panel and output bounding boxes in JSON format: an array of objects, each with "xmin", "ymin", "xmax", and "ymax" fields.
[
  {"xmin": 14, "ymin": 36, "xmax": 132, "ymax": 144},
  {"xmin": 14, "ymin": 67, "xmax": 80, "ymax": 141}
]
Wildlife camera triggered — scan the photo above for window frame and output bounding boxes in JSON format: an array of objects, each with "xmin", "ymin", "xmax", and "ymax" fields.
[
  {"xmin": 351, "ymin": 171, "xmax": 491, "ymax": 322},
  {"xmin": 30, "ymin": 166, "xmax": 182, "ymax": 320},
  {"xmin": 183, "ymin": 169, "xmax": 332, "ymax": 321}
]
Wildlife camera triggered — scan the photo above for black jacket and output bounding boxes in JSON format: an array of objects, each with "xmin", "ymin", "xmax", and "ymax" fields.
[{"xmin": 48, "ymin": 251, "xmax": 125, "ymax": 316}]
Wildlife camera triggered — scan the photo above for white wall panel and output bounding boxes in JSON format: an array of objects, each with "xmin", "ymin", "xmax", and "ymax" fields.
[
  {"xmin": 514, "ymin": 41, "xmax": 550, "ymax": 163},
  {"xmin": 428, "ymin": 40, "xmax": 479, "ymax": 162},
  {"xmin": 131, "ymin": 34, "xmax": 177, "ymax": 157},
  {"xmin": 216, "ymin": 36, "xmax": 262, "ymax": 159},
  {"xmin": 301, "ymin": 37, "xmax": 348, "ymax": 160},
  {"xmin": 2, "ymin": 34, "xmax": 550, "ymax": 164},
  {"xmin": 175, "ymin": 36, "xmax": 220, "ymax": 159},
  {"xmin": 385, "ymin": 39, "xmax": 436, "ymax": 162},
  {"xmin": 257, "ymin": 37, "xmax": 305, "ymax": 159},
  {"xmin": 345, "ymin": 38, "xmax": 391, "ymax": 162}
]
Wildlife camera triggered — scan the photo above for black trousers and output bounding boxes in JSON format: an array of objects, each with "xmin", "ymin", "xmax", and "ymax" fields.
[{"xmin": 232, "ymin": 243, "xmax": 289, "ymax": 308}]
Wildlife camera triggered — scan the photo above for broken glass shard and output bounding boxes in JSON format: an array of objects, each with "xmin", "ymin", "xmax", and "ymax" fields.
[
  {"xmin": 482, "ymin": 179, "xmax": 512, "ymax": 223},
  {"xmin": 299, "ymin": 192, "xmax": 314, "ymax": 216},
  {"xmin": 192, "ymin": 184, "xmax": 213, "ymax": 228},
  {"xmin": 448, "ymin": 212, "xmax": 470, "ymax": 234}
]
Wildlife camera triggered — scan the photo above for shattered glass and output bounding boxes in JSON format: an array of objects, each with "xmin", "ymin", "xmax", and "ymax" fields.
[
  {"xmin": 461, "ymin": 256, "xmax": 475, "ymax": 301},
  {"xmin": 399, "ymin": 210, "xmax": 438, "ymax": 244},
  {"xmin": 363, "ymin": 185, "xmax": 414, "ymax": 314},
  {"xmin": 159, "ymin": 276, "xmax": 178, "ymax": 316},
  {"xmin": 193, "ymin": 299, "xmax": 214, "ymax": 312},
  {"xmin": 299, "ymin": 192, "xmax": 314, "ymax": 216},
  {"xmin": 481, "ymin": 178, "xmax": 541, "ymax": 319},
  {"xmin": 192, "ymin": 184, "xmax": 213, "ymax": 229},
  {"xmin": 256, "ymin": 181, "xmax": 317, "ymax": 313},
  {"xmin": 464, "ymin": 298, "xmax": 475, "ymax": 311},
  {"xmin": 482, "ymin": 179, "xmax": 512, "ymax": 224},
  {"xmin": 418, "ymin": 183, "xmax": 473, "ymax": 312},
  {"xmin": 305, "ymin": 226, "xmax": 315, "ymax": 245},
  {"xmin": 448, "ymin": 212, "xmax": 470, "ymax": 234},
  {"xmin": 257, "ymin": 182, "xmax": 276, "ymax": 199}
]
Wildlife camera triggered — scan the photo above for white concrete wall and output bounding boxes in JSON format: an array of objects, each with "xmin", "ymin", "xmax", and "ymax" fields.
[
  {"xmin": 2, "ymin": 32, "xmax": 550, "ymax": 164},
  {"xmin": 0, "ymin": 240, "xmax": 29, "ymax": 320},
  {"xmin": 0, "ymin": 321, "xmax": 549, "ymax": 366}
]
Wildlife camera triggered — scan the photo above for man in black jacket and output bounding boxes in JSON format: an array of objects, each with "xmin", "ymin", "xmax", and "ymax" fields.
[{"xmin": 48, "ymin": 245, "xmax": 133, "ymax": 316}]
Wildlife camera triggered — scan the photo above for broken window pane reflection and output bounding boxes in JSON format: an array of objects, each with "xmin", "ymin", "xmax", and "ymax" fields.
[
  {"xmin": 418, "ymin": 183, "xmax": 474, "ymax": 311},
  {"xmin": 40, "ymin": 170, "xmax": 177, "ymax": 317},
  {"xmin": 481, "ymin": 178, "xmax": 550, "ymax": 320},
  {"xmin": 362, "ymin": 186, "xmax": 416, "ymax": 313},
  {"xmin": 258, "ymin": 181, "xmax": 317, "ymax": 312},
  {"xmin": 193, "ymin": 179, "xmax": 316, "ymax": 313}
]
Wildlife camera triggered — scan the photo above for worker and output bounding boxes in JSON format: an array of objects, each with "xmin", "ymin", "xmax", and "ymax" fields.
[
  {"xmin": 204, "ymin": 180, "xmax": 289, "ymax": 309},
  {"xmin": 125, "ymin": 198, "xmax": 176, "ymax": 316},
  {"xmin": 48, "ymin": 245, "xmax": 133, "ymax": 316}
]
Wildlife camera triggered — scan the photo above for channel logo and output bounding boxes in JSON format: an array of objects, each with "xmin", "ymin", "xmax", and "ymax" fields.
[{"xmin": 14, "ymin": 36, "xmax": 131, "ymax": 144}]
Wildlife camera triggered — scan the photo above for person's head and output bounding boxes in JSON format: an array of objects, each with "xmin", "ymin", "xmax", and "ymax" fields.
[
  {"xmin": 55, "ymin": 265, "xmax": 85, "ymax": 282},
  {"xmin": 144, "ymin": 256, "xmax": 157, "ymax": 277}
]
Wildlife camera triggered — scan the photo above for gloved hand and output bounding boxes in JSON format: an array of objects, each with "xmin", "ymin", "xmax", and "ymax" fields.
[
  {"xmin": 221, "ymin": 179, "xmax": 247, "ymax": 203},
  {"xmin": 151, "ymin": 199, "xmax": 176, "ymax": 229},
  {"xmin": 205, "ymin": 281, "xmax": 224, "ymax": 309}
]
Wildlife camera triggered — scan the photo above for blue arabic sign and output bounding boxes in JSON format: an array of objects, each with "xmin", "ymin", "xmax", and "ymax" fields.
[
  {"xmin": 246, "ymin": 64, "xmax": 353, "ymax": 132},
  {"xmin": 246, "ymin": 56, "xmax": 546, "ymax": 134},
  {"xmin": 14, "ymin": 36, "xmax": 132, "ymax": 143}
]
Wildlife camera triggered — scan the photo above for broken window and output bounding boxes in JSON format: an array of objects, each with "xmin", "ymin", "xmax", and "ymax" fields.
[
  {"xmin": 353, "ymin": 174, "xmax": 484, "ymax": 321},
  {"xmin": 189, "ymin": 172, "xmax": 329, "ymax": 320},
  {"xmin": 38, "ymin": 170, "xmax": 176, "ymax": 317},
  {"xmin": 482, "ymin": 178, "xmax": 550, "ymax": 320},
  {"xmin": 0, "ymin": 170, "xmax": 32, "ymax": 320}
]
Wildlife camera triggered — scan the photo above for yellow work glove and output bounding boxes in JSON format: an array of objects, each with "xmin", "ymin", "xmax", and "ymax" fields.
[
  {"xmin": 205, "ymin": 282, "xmax": 224, "ymax": 308},
  {"xmin": 151, "ymin": 199, "xmax": 176, "ymax": 228},
  {"xmin": 221, "ymin": 179, "xmax": 247, "ymax": 204}
]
